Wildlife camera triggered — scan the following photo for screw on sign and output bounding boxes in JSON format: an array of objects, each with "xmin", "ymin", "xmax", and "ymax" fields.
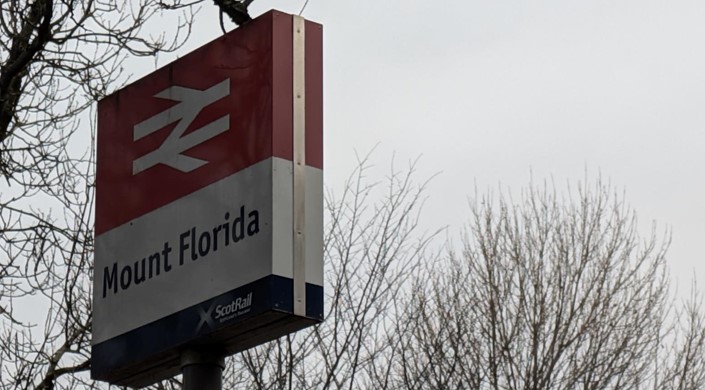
[{"xmin": 92, "ymin": 10, "xmax": 323, "ymax": 387}]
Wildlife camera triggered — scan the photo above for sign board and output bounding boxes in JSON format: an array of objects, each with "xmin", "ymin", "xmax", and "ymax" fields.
[{"xmin": 92, "ymin": 10, "xmax": 323, "ymax": 387}]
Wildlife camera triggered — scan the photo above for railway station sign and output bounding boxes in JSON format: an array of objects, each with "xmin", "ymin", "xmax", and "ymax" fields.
[{"xmin": 92, "ymin": 10, "xmax": 323, "ymax": 387}]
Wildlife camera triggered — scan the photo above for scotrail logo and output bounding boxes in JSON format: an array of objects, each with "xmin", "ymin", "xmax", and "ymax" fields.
[
  {"xmin": 132, "ymin": 79, "xmax": 230, "ymax": 175},
  {"xmin": 196, "ymin": 292, "xmax": 253, "ymax": 333},
  {"xmin": 215, "ymin": 293, "xmax": 253, "ymax": 320}
]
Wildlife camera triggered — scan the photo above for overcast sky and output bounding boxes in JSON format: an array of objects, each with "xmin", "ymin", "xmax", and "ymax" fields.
[{"xmin": 148, "ymin": 0, "xmax": 705, "ymax": 291}]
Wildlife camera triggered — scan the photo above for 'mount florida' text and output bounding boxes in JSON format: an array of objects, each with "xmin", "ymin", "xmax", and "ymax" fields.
[{"xmin": 101, "ymin": 205, "xmax": 260, "ymax": 298}]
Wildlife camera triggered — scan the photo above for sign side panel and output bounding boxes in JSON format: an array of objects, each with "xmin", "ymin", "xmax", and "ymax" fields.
[{"xmin": 303, "ymin": 18, "xmax": 323, "ymax": 287}]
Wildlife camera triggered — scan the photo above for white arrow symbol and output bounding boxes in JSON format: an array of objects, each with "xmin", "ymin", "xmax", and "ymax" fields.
[
  {"xmin": 196, "ymin": 300, "xmax": 217, "ymax": 333},
  {"xmin": 132, "ymin": 79, "xmax": 230, "ymax": 175}
]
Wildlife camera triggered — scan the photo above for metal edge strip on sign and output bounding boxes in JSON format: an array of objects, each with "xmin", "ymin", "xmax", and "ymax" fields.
[{"xmin": 292, "ymin": 15, "xmax": 306, "ymax": 317}]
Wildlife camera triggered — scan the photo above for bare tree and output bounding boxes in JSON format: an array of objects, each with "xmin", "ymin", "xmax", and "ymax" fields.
[
  {"xmin": 656, "ymin": 283, "xmax": 705, "ymax": 389},
  {"xmin": 0, "ymin": 1, "xmax": 197, "ymax": 388},
  {"xmin": 3, "ymin": 2, "xmax": 703, "ymax": 388},
  {"xmin": 209, "ymin": 173, "xmax": 703, "ymax": 390},
  {"xmin": 5, "ymin": 2, "xmax": 440, "ymax": 388},
  {"xmin": 395, "ymin": 178, "xmax": 704, "ymax": 389}
]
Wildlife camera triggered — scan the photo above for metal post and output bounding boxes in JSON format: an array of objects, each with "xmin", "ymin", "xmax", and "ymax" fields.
[
  {"xmin": 181, "ymin": 348, "xmax": 225, "ymax": 390},
  {"xmin": 292, "ymin": 14, "xmax": 307, "ymax": 318}
]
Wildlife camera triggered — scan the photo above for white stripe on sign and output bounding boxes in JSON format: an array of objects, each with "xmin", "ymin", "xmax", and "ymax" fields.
[{"xmin": 94, "ymin": 158, "xmax": 273, "ymax": 344}]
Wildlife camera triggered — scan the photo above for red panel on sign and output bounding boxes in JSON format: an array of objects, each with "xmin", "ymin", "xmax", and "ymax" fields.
[
  {"xmin": 96, "ymin": 11, "xmax": 321, "ymax": 235},
  {"xmin": 271, "ymin": 12, "xmax": 293, "ymax": 164},
  {"xmin": 305, "ymin": 20, "xmax": 324, "ymax": 169}
]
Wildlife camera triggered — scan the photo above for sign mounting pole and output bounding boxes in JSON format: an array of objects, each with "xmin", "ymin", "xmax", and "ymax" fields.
[{"xmin": 181, "ymin": 348, "xmax": 225, "ymax": 390}]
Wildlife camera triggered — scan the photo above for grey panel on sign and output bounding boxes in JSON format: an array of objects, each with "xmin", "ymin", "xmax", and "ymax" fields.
[
  {"xmin": 305, "ymin": 167, "xmax": 324, "ymax": 286},
  {"xmin": 272, "ymin": 158, "xmax": 293, "ymax": 278}
]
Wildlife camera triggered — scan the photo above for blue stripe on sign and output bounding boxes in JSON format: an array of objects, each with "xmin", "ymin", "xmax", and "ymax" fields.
[
  {"xmin": 92, "ymin": 275, "xmax": 323, "ymax": 381},
  {"xmin": 306, "ymin": 282, "xmax": 324, "ymax": 319}
]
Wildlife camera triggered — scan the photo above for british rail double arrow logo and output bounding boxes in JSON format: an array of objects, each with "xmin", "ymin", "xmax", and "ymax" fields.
[{"xmin": 132, "ymin": 79, "xmax": 230, "ymax": 175}]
